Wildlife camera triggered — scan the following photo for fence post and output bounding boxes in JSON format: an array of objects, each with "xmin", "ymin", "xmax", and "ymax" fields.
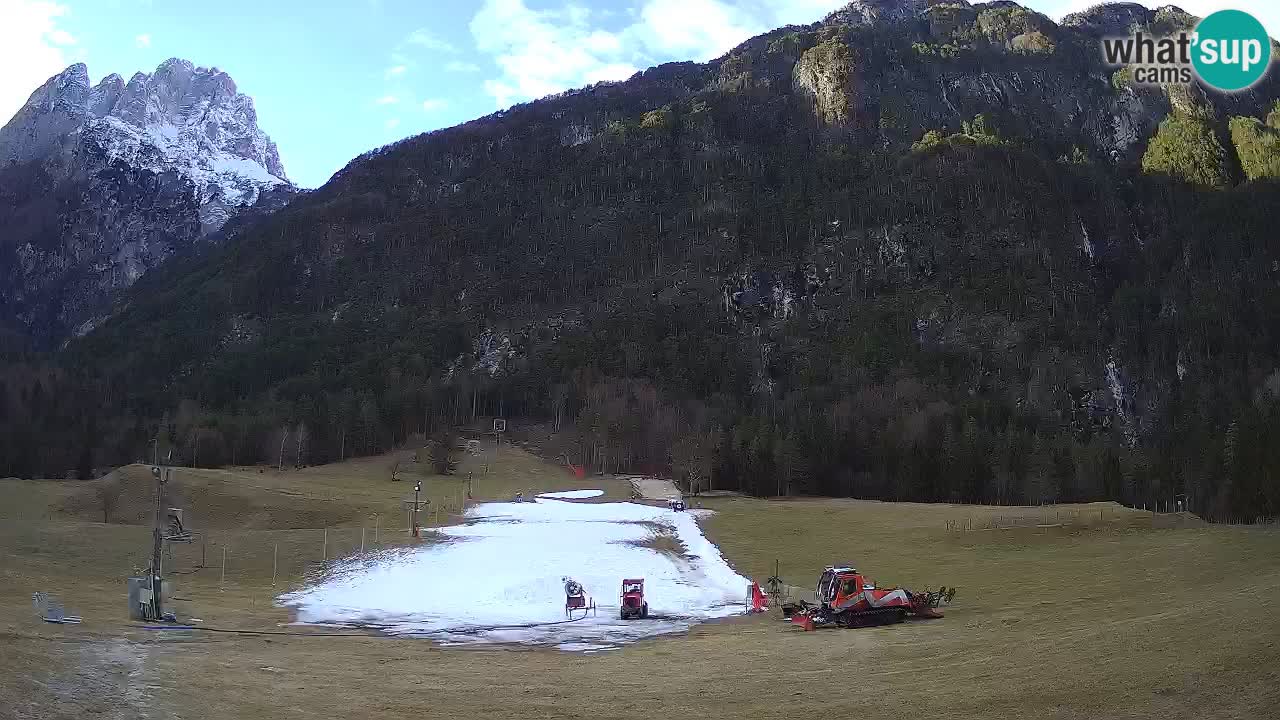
[
  {"xmin": 361, "ymin": 527, "xmax": 366, "ymax": 554},
  {"xmin": 374, "ymin": 515, "xmax": 379, "ymax": 544},
  {"xmin": 323, "ymin": 528, "xmax": 328, "ymax": 561},
  {"xmin": 221, "ymin": 546, "xmax": 226, "ymax": 587},
  {"xmin": 272, "ymin": 543, "xmax": 278, "ymax": 586}
]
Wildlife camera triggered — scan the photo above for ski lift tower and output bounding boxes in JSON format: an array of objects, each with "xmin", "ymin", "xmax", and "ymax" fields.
[{"xmin": 148, "ymin": 464, "xmax": 171, "ymax": 620}]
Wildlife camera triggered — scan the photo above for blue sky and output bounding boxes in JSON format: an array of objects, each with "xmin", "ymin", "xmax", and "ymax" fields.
[{"xmin": 3, "ymin": 0, "xmax": 1278, "ymax": 188}]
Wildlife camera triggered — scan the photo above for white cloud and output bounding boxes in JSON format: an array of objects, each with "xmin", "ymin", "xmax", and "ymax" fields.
[
  {"xmin": 135, "ymin": 33, "xmax": 151, "ymax": 48},
  {"xmin": 376, "ymin": 94, "xmax": 399, "ymax": 105},
  {"xmin": 470, "ymin": 0, "xmax": 639, "ymax": 107},
  {"xmin": 406, "ymin": 27, "xmax": 457, "ymax": 53},
  {"xmin": 422, "ymin": 98, "xmax": 449, "ymax": 111},
  {"xmin": 761, "ymin": 0, "xmax": 845, "ymax": 26},
  {"xmin": 385, "ymin": 64, "xmax": 407, "ymax": 77},
  {"xmin": 385, "ymin": 117, "xmax": 401, "ymax": 129},
  {"xmin": 467, "ymin": 0, "xmax": 844, "ymax": 108},
  {"xmin": 631, "ymin": 0, "xmax": 764, "ymax": 61},
  {"xmin": 445, "ymin": 60, "xmax": 481, "ymax": 73},
  {"xmin": 0, "ymin": 1, "xmax": 76, "ymax": 126}
]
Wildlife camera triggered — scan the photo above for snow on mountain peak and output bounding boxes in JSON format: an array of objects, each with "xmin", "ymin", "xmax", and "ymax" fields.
[{"xmin": 0, "ymin": 59, "xmax": 291, "ymax": 233}]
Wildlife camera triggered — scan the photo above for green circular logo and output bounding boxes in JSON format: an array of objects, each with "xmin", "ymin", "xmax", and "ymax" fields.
[{"xmin": 1191, "ymin": 10, "xmax": 1272, "ymax": 92}]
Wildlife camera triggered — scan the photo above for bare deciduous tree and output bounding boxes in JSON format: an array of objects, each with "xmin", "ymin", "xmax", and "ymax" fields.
[
  {"xmin": 429, "ymin": 430, "xmax": 458, "ymax": 475},
  {"xmin": 295, "ymin": 422, "xmax": 308, "ymax": 467},
  {"xmin": 277, "ymin": 426, "xmax": 290, "ymax": 470},
  {"xmin": 96, "ymin": 479, "xmax": 122, "ymax": 523}
]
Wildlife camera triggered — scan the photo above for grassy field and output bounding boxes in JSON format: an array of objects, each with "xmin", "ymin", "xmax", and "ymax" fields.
[{"xmin": 2, "ymin": 445, "xmax": 1278, "ymax": 719}]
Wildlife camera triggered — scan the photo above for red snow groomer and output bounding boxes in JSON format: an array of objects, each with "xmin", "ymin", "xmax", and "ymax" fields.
[
  {"xmin": 619, "ymin": 578, "xmax": 648, "ymax": 619},
  {"xmin": 563, "ymin": 577, "xmax": 596, "ymax": 619},
  {"xmin": 787, "ymin": 566, "xmax": 952, "ymax": 631}
]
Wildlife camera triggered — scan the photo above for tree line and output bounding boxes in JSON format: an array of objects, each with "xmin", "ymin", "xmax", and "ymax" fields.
[{"xmin": 3, "ymin": 12, "xmax": 1280, "ymax": 524}]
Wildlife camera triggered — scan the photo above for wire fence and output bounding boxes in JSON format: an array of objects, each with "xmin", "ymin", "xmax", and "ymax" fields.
[
  {"xmin": 944, "ymin": 503, "xmax": 1277, "ymax": 532},
  {"xmin": 146, "ymin": 486, "xmax": 475, "ymax": 591},
  {"xmin": 159, "ymin": 520, "xmax": 437, "ymax": 591},
  {"xmin": 946, "ymin": 507, "xmax": 1117, "ymax": 532}
]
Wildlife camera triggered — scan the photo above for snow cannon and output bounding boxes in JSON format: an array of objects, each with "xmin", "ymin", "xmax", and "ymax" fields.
[
  {"xmin": 563, "ymin": 577, "xmax": 597, "ymax": 619},
  {"xmin": 619, "ymin": 578, "xmax": 648, "ymax": 620},
  {"xmin": 789, "ymin": 566, "xmax": 953, "ymax": 631}
]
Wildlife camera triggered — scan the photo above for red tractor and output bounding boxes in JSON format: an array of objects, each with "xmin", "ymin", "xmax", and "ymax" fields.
[
  {"xmin": 787, "ymin": 565, "xmax": 952, "ymax": 631},
  {"xmin": 619, "ymin": 578, "xmax": 648, "ymax": 619}
]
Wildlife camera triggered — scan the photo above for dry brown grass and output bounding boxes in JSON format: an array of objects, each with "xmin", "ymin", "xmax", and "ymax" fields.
[
  {"xmin": 2, "ymin": 449, "xmax": 1279, "ymax": 719},
  {"xmin": 625, "ymin": 527, "xmax": 690, "ymax": 559}
]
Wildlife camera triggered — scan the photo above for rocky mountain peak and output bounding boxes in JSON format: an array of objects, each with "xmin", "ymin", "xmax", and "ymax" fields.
[
  {"xmin": 824, "ymin": 0, "xmax": 928, "ymax": 27},
  {"xmin": 0, "ymin": 58, "xmax": 290, "ymax": 213},
  {"xmin": 26, "ymin": 62, "xmax": 90, "ymax": 112},
  {"xmin": 89, "ymin": 73, "xmax": 124, "ymax": 117},
  {"xmin": 0, "ymin": 59, "xmax": 296, "ymax": 346},
  {"xmin": 49, "ymin": 62, "xmax": 90, "ymax": 92},
  {"xmin": 1061, "ymin": 2, "xmax": 1154, "ymax": 35}
]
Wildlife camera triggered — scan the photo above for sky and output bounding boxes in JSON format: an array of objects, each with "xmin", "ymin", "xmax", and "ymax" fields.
[{"xmin": 2, "ymin": 0, "xmax": 1279, "ymax": 189}]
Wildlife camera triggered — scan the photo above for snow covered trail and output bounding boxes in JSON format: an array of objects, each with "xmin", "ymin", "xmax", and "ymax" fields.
[
  {"xmin": 536, "ymin": 489, "xmax": 604, "ymax": 499},
  {"xmin": 278, "ymin": 498, "xmax": 750, "ymax": 650}
]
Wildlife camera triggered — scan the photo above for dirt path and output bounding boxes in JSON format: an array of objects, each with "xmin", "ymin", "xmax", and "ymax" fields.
[{"xmin": 622, "ymin": 476, "xmax": 681, "ymax": 501}]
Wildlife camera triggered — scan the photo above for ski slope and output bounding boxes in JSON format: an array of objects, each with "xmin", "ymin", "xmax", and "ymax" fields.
[
  {"xmin": 537, "ymin": 489, "xmax": 604, "ymax": 499},
  {"xmin": 279, "ymin": 495, "xmax": 750, "ymax": 650}
]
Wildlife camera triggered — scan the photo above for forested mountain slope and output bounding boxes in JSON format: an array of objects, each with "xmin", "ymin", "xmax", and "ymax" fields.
[{"xmin": 6, "ymin": 1, "xmax": 1280, "ymax": 520}]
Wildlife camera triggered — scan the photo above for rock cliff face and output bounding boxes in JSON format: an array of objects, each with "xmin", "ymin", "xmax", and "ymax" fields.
[
  {"xmin": 794, "ymin": 39, "xmax": 858, "ymax": 126},
  {"xmin": 0, "ymin": 59, "xmax": 292, "ymax": 347}
]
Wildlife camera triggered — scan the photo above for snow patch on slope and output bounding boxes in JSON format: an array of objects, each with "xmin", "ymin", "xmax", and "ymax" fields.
[
  {"xmin": 537, "ymin": 489, "xmax": 604, "ymax": 499},
  {"xmin": 278, "ymin": 498, "xmax": 750, "ymax": 649},
  {"xmin": 88, "ymin": 108, "xmax": 286, "ymax": 231}
]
